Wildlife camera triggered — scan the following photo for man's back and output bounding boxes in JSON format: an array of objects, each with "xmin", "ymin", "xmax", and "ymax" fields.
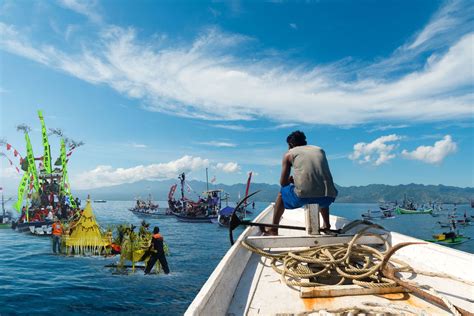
[{"xmin": 288, "ymin": 145, "xmax": 337, "ymax": 199}]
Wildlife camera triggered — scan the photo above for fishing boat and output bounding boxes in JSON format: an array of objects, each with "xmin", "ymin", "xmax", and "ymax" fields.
[
  {"xmin": 129, "ymin": 194, "xmax": 161, "ymax": 216},
  {"xmin": 93, "ymin": 199, "xmax": 107, "ymax": 203},
  {"xmin": 395, "ymin": 195, "xmax": 432, "ymax": 215},
  {"xmin": 361, "ymin": 209, "xmax": 395, "ymax": 220},
  {"xmin": 378, "ymin": 201, "xmax": 396, "ymax": 211},
  {"xmin": 395, "ymin": 206, "xmax": 432, "ymax": 215},
  {"xmin": 185, "ymin": 202, "xmax": 474, "ymax": 315},
  {"xmin": 427, "ymin": 231, "xmax": 471, "ymax": 246},
  {"xmin": 168, "ymin": 172, "xmax": 223, "ymax": 223},
  {"xmin": 216, "ymin": 172, "xmax": 254, "ymax": 227}
]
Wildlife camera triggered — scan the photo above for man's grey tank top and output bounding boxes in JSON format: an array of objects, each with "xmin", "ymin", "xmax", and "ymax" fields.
[{"xmin": 288, "ymin": 145, "xmax": 337, "ymax": 198}]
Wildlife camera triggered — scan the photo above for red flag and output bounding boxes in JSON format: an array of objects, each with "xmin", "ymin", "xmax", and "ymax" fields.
[
  {"xmin": 14, "ymin": 150, "xmax": 18, "ymax": 157},
  {"xmin": 15, "ymin": 167, "xmax": 20, "ymax": 173},
  {"xmin": 6, "ymin": 143, "xmax": 11, "ymax": 150}
]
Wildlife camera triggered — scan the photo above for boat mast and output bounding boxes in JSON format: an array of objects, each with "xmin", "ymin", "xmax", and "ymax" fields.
[{"xmin": 179, "ymin": 173, "xmax": 185, "ymax": 201}]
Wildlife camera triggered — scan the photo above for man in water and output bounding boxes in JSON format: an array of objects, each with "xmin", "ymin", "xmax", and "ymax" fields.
[
  {"xmin": 264, "ymin": 131, "xmax": 337, "ymax": 235},
  {"xmin": 51, "ymin": 217, "xmax": 63, "ymax": 254},
  {"xmin": 144, "ymin": 226, "xmax": 170, "ymax": 275}
]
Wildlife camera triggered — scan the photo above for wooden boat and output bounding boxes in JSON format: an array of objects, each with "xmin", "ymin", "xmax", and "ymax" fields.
[
  {"xmin": 174, "ymin": 213, "xmax": 217, "ymax": 223},
  {"xmin": 169, "ymin": 173, "xmax": 224, "ymax": 223},
  {"xmin": 427, "ymin": 236, "xmax": 471, "ymax": 245},
  {"xmin": 427, "ymin": 231, "xmax": 471, "ymax": 245},
  {"xmin": 128, "ymin": 207, "xmax": 164, "ymax": 217},
  {"xmin": 12, "ymin": 220, "xmax": 53, "ymax": 234},
  {"xmin": 395, "ymin": 207, "xmax": 432, "ymax": 215},
  {"xmin": 185, "ymin": 204, "xmax": 474, "ymax": 315}
]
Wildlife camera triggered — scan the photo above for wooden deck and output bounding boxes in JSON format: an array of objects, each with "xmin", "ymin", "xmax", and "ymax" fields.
[{"xmin": 186, "ymin": 205, "xmax": 474, "ymax": 315}]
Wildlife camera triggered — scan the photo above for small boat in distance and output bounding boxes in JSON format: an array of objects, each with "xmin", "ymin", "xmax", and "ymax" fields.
[
  {"xmin": 0, "ymin": 189, "xmax": 13, "ymax": 229},
  {"xmin": 395, "ymin": 195, "xmax": 432, "ymax": 214},
  {"xmin": 93, "ymin": 199, "xmax": 107, "ymax": 203},
  {"xmin": 129, "ymin": 194, "xmax": 160, "ymax": 216}
]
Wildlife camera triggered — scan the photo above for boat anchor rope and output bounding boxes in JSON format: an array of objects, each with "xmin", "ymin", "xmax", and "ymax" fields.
[{"xmin": 241, "ymin": 226, "xmax": 469, "ymax": 316}]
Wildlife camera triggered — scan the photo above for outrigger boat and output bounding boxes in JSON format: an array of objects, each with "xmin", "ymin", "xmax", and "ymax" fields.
[
  {"xmin": 395, "ymin": 195, "xmax": 432, "ymax": 215},
  {"xmin": 168, "ymin": 172, "xmax": 222, "ymax": 223},
  {"xmin": 427, "ymin": 231, "xmax": 471, "ymax": 246},
  {"xmin": 128, "ymin": 194, "xmax": 161, "ymax": 216},
  {"xmin": 395, "ymin": 207, "xmax": 433, "ymax": 215},
  {"xmin": 186, "ymin": 194, "xmax": 474, "ymax": 315},
  {"xmin": 361, "ymin": 209, "xmax": 395, "ymax": 220}
]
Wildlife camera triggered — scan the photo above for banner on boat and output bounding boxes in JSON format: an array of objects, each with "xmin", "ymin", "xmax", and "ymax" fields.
[
  {"xmin": 13, "ymin": 172, "xmax": 29, "ymax": 212},
  {"xmin": 38, "ymin": 110, "xmax": 52, "ymax": 174},
  {"xmin": 25, "ymin": 133, "xmax": 40, "ymax": 191}
]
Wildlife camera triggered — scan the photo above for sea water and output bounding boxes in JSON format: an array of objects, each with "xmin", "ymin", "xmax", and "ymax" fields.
[{"xmin": 1, "ymin": 201, "xmax": 473, "ymax": 315}]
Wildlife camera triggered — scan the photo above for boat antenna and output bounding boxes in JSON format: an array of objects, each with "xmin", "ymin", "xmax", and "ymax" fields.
[{"xmin": 206, "ymin": 167, "xmax": 209, "ymax": 192}]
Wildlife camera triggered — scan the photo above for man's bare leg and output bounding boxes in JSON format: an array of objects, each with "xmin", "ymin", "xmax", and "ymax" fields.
[
  {"xmin": 319, "ymin": 206, "xmax": 330, "ymax": 230},
  {"xmin": 265, "ymin": 193, "xmax": 285, "ymax": 235}
]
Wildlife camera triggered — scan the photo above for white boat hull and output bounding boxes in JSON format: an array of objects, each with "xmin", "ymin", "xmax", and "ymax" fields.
[{"xmin": 186, "ymin": 204, "xmax": 474, "ymax": 315}]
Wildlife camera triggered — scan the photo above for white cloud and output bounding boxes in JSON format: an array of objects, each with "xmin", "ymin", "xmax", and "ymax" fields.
[
  {"xmin": 215, "ymin": 162, "xmax": 240, "ymax": 173},
  {"xmin": 196, "ymin": 141, "xmax": 237, "ymax": 148},
  {"xmin": 401, "ymin": 135, "xmax": 457, "ymax": 164},
  {"xmin": 0, "ymin": 1, "xmax": 472, "ymax": 126},
  {"xmin": 72, "ymin": 155, "xmax": 210, "ymax": 189},
  {"xmin": 212, "ymin": 124, "xmax": 251, "ymax": 131},
  {"xmin": 349, "ymin": 134, "xmax": 402, "ymax": 166},
  {"xmin": 368, "ymin": 124, "xmax": 409, "ymax": 132},
  {"xmin": 131, "ymin": 143, "xmax": 147, "ymax": 148},
  {"xmin": 58, "ymin": 0, "xmax": 102, "ymax": 23}
]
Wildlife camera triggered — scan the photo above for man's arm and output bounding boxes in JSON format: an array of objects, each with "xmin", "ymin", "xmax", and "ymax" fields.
[{"xmin": 279, "ymin": 152, "xmax": 292, "ymax": 186}]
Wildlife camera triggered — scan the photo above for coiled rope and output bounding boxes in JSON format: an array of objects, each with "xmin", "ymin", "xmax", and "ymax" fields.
[
  {"xmin": 240, "ymin": 225, "xmax": 469, "ymax": 315},
  {"xmin": 241, "ymin": 226, "xmax": 395, "ymax": 288}
]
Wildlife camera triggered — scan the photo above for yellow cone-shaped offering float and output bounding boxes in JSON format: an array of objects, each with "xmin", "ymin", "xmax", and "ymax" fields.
[{"xmin": 64, "ymin": 199, "xmax": 110, "ymax": 255}]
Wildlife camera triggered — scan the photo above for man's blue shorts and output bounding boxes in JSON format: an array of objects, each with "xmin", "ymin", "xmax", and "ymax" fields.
[{"xmin": 281, "ymin": 184, "xmax": 335, "ymax": 209}]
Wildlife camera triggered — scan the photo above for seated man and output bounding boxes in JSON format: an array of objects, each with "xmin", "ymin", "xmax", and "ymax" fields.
[{"xmin": 265, "ymin": 131, "xmax": 338, "ymax": 235}]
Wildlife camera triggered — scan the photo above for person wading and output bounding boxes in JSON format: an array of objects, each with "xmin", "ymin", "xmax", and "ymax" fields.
[
  {"xmin": 144, "ymin": 226, "xmax": 170, "ymax": 275},
  {"xmin": 51, "ymin": 217, "xmax": 63, "ymax": 254},
  {"xmin": 264, "ymin": 130, "xmax": 338, "ymax": 235}
]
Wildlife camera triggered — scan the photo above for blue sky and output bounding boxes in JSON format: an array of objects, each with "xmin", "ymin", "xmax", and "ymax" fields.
[{"xmin": 0, "ymin": 0, "xmax": 473, "ymax": 193}]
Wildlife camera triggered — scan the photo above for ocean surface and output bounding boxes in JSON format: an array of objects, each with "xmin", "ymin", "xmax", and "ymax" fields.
[{"xmin": 1, "ymin": 201, "xmax": 473, "ymax": 315}]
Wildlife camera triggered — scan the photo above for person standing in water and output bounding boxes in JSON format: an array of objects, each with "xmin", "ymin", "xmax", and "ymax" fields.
[
  {"xmin": 51, "ymin": 217, "xmax": 63, "ymax": 254},
  {"xmin": 264, "ymin": 131, "xmax": 338, "ymax": 235},
  {"xmin": 144, "ymin": 226, "xmax": 170, "ymax": 275}
]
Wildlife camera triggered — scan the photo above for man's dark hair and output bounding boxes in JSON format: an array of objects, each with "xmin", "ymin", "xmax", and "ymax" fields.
[
  {"xmin": 286, "ymin": 131, "xmax": 307, "ymax": 148},
  {"xmin": 153, "ymin": 226, "xmax": 160, "ymax": 234}
]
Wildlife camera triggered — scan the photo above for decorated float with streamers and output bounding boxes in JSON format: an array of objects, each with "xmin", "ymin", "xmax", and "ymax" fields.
[{"xmin": 2, "ymin": 110, "xmax": 82, "ymax": 235}]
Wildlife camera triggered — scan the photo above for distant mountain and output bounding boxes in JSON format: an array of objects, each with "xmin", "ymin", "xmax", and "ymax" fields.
[{"xmin": 75, "ymin": 180, "xmax": 474, "ymax": 204}]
